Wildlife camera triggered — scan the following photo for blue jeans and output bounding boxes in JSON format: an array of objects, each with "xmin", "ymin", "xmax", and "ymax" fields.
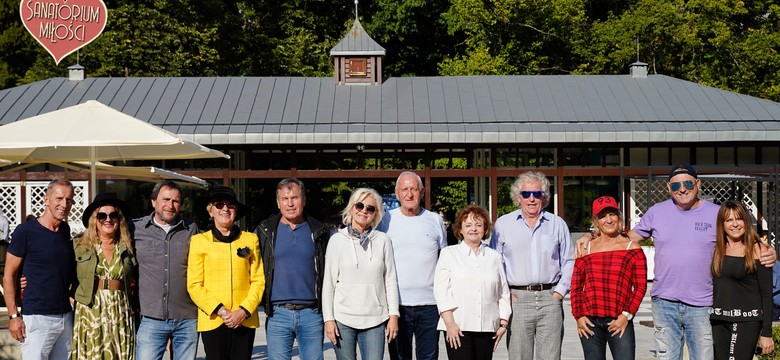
[
  {"xmin": 652, "ymin": 297, "xmax": 713, "ymax": 360},
  {"xmin": 266, "ymin": 306, "xmax": 324, "ymax": 360},
  {"xmin": 136, "ymin": 316, "xmax": 198, "ymax": 360},
  {"xmin": 333, "ymin": 321, "xmax": 386, "ymax": 360},
  {"xmin": 20, "ymin": 312, "xmax": 73, "ymax": 360},
  {"xmin": 578, "ymin": 316, "xmax": 635, "ymax": 360},
  {"xmin": 392, "ymin": 305, "xmax": 440, "ymax": 360}
]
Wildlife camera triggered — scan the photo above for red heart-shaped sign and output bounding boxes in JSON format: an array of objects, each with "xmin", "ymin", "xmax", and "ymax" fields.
[{"xmin": 19, "ymin": 0, "xmax": 108, "ymax": 65}]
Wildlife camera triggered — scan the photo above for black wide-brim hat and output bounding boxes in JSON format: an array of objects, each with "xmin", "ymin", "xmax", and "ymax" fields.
[
  {"xmin": 209, "ymin": 186, "xmax": 248, "ymax": 221},
  {"xmin": 82, "ymin": 193, "xmax": 127, "ymax": 227}
]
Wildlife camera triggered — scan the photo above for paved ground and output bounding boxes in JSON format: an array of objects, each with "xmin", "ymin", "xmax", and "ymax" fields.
[
  {"xmin": 0, "ymin": 284, "xmax": 658, "ymax": 359},
  {"xmin": 194, "ymin": 284, "xmax": 659, "ymax": 359}
]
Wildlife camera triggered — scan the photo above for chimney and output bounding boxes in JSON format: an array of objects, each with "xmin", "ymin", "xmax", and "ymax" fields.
[
  {"xmin": 629, "ymin": 61, "xmax": 648, "ymax": 78},
  {"xmin": 68, "ymin": 64, "xmax": 84, "ymax": 81}
]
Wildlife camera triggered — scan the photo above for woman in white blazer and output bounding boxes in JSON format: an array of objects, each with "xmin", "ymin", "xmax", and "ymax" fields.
[{"xmin": 434, "ymin": 205, "xmax": 511, "ymax": 360}]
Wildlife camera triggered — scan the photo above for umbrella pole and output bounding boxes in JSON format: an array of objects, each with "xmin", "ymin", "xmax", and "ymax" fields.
[{"xmin": 90, "ymin": 147, "xmax": 97, "ymax": 199}]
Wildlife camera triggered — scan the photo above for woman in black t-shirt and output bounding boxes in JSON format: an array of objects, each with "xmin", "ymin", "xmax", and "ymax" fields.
[{"xmin": 710, "ymin": 200, "xmax": 774, "ymax": 359}]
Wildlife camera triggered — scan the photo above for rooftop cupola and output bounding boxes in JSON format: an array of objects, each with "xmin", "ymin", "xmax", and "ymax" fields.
[
  {"xmin": 68, "ymin": 64, "xmax": 85, "ymax": 81},
  {"xmin": 629, "ymin": 61, "xmax": 648, "ymax": 78},
  {"xmin": 330, "ymin": 1, "xmax": 385, "ymax": 85}
]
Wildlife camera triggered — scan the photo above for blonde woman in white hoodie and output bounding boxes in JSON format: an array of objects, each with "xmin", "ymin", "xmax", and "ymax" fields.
[{"xmin": 323, "ymin": 187, "xmax": 400, "ymax": 360}]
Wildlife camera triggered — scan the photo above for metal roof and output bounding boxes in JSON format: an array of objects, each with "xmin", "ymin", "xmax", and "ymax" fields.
[
  {"xmin": 1, "ymin": 74, "xmax": 779, "ymax": 145},
  {"xmin": 329, "ymin": 19, "xmax": 386, "ymax": 56}
]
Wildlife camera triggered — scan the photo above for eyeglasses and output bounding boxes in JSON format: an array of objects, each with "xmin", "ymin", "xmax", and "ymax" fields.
[
  {"xmin": 669, "ymin": 180, "xmax": 696, "ymax": 192},
  {"xmin": 354, "ymin": 202, "xmax": 377, "ymax": 214},
  {"xmin": 213, "ymin": 201, "xmax": 237, "ymax": 210},
  {"xmin": 519, "ymin": 190, "xmax": 544, "ymax": 199},
  {"xmin": 96, "ymin": 211, "xmax": 121, "ymax": 222}
]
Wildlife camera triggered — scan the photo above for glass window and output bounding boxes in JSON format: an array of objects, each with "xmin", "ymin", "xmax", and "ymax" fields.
[
  {"xmin": 650, "ymin": 147, "xmax": 668, "ymax": 166},
  {"xmin": 671, "ymin": 147, "xmax": 690, "ymax": 165},
  {"xmin": 563, "ymin": 148, "xmax": 585, "ymax": 166},
  {"xmin": 349, "ymin": 58, "xmax": 367, "ymax": 76},
  {"xmin": 697, "ymin": 147, "xmax": 715, "ymax": 165},
  {"xmin": 763, "ymin": 146, "xmax": 780, "ymax": 164},
  {"xmin": 737, "ymin": 147, "xmax": 756, "ymax": 165},
  {"xmin": 604, "ymin": 148, "xmax": 620, "ymax": 166},
  {"xmin": 717, "ymin": 147, "xmax": 734, "ymax": 165},
  {"xmin": 562, "ymin": 148, "xmax": 619, "ymax": 167},
  {"xmin": 629, "ymin": 148, "xmax": 648, "ymax": 166},
  {"xmin": 563, "ymin": 176, "xmax": 619, "ymax": 233},
  {"xmin": 538, "ymin": 148, "xmax": 555, "ymax": 167}
]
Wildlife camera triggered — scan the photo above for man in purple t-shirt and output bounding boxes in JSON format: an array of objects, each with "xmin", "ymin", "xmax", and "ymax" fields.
[
  {"xmin": 578, "ymin": 164, "xmax": 775, "ymax": 360},
  {"xmin": 630, "ymin": 164, "xmax": 719, "ymax": 360}
]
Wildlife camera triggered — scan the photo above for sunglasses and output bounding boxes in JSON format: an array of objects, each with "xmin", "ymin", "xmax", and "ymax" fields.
[
  {"xmin": 669, "ymin": 180, "xmax": 695, "ymax": 192},
  {"xmin": 519, "ymin": 190, "xmax": 544, "ymax": 199},
  {"xmin": 354, "ymin": 202, "xmax": 377, "ymax": 214},
  {"xmin": 96, "ymin": 211, "xmax": 121, "ymax": 222},
  {"xmin": 214, "ymin": 201, "xmax": 237, "ymax": 210}
]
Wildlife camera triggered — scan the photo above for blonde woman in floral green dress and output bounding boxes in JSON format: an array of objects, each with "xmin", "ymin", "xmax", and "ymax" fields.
[{"xmin": 72, "ymin": 194, "xmax": 137, "ymax": 359}]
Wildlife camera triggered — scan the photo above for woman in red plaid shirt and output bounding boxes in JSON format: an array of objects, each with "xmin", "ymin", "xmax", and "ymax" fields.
[{"xmin": 570, "ymin": 196, "xmax": 648, "ymax": 360}]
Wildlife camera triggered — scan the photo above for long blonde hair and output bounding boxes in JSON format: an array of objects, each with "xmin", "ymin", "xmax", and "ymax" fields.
[
  {"xmin": 711, "ymin": 200, "xmax": 759, "ymax": 277},
  {"xmin": 76, "ymin": 205, "xmax": 134, "ymax": 255}
]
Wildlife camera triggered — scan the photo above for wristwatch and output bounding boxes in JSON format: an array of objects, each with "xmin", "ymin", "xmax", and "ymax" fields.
[
  {"xmin": 499, "ymin": 323, "xmax": 508, "ymax": 329},
  {"xmin": 9, "ymin": 313, "xmax": 20, "ymax": 320},
  {"xmin": 621, "ymin": 311, "xmax": 634, "ymax": 321}
]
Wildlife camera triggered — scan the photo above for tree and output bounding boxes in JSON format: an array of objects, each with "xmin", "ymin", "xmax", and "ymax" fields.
[
  {"xmin": 0, "ymin": 0, "xmax": 39, "ymax": 88},
  {"xmin": 21, "ymin": 2, "xmax": 222, "ymax": 82},
  {"xmin": 440, "ymin": 0, "xmax": 589, "ymax": 76},
  {"xmin": 364, "ymin": 0, "xmax": 459, "ymax": 77},
  {"xmin": 578, "ymin": 0, "xmax": 780, "ymax": 101}
]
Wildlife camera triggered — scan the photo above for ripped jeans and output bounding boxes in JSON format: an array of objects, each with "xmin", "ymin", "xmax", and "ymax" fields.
[{"xmin": 651, "ymin": 296, "xmax": 713, "ymax": 360}]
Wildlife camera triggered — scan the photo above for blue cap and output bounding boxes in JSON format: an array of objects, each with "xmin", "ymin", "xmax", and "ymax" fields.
[{"xmin": 669, "ymin": 164, "xmax": 698, "ymax": 180}]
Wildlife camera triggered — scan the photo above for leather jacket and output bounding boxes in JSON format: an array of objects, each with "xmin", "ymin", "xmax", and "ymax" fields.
[{"xmin": 254, "ymin": 214, "xmax": 330, "ymax": 317}]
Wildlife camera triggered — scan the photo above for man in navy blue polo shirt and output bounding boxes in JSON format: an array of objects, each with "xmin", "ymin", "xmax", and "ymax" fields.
[
  {"xmin": 255, "ymin": 178, "xmax": 330, "ymax": 360},
  {"xmin": 3, "ymin": 179, "xmax": 75, "ymax": 359}
]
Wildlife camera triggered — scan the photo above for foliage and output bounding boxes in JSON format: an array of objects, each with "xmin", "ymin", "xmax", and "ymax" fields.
[
  {"xmin": 3, "ymin": 0, "xmax": 780, "ymax": 102},
  {"xmin": 0, "ymin": 0, "xmax": 39, "ymax": 88},
  {"xmin": 431, "ymin": 158, "xmax": 469, "ymax": 215},
  {"xmin": 577, "ymin": 0, "xmax": 780, "ymax": 101},
  {"xmin": 755, "ymin": 324, "xmax": 780, "ymax": 360},
  {"xmin": 441, "ymin": 0, "xmax": 589, "ymax": 75},
  {"xmin": 365, "ymin": 0, "xmax": 459, "ymax": 77},
  {"xmin": 496, "ymin": 177, "xmax": 519, "ymax": 217}
]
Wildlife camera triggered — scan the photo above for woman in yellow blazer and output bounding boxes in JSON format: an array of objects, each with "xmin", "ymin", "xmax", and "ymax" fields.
[{"xmin": 187, "ymin": 186, "xmax": 265, "ymax": 360}]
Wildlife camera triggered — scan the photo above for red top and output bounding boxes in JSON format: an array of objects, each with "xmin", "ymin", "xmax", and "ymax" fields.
[{"xmin": 570, "ymin": 248, "xmax": 648, "ymax": 319}]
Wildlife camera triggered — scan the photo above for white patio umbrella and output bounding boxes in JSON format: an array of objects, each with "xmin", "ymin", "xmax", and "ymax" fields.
[
  {"xmin": 0, "ymin": 161, "xmax": 209, "ymax": 187},
  {"xmin": 0, "ymin": 100, "xmax": 229, "ymax": 195}
]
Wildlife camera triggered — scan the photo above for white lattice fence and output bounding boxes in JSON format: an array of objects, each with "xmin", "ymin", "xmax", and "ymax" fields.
[
  {"xmin": 0, "ymin": 183, "xmax": 21, "ymax": 232},
  {"xmin": 765, "ymin": 177, "xmax": 778, "ymax": 246},
  {"xmin": 0, "ymin": 181, "xmax": 90, "ymax": 238}
]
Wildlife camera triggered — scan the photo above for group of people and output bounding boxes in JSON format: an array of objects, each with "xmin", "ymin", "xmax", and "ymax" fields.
[
  {"xmin": 573, "ymin": 164, "xmax": 776, "ymax": 360},
  {"xmin": 0, "ymin": 164, "xmax": 776, "ymax": 360},
  {"xmin": 3, "ymin": 180, "xmax": 208, "ymax": 360}
]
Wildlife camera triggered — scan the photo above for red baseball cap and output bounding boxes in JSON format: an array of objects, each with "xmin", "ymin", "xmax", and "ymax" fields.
[{"xmin": 592, "ymin": 196, "xmax": 619, "ymax": 216}]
